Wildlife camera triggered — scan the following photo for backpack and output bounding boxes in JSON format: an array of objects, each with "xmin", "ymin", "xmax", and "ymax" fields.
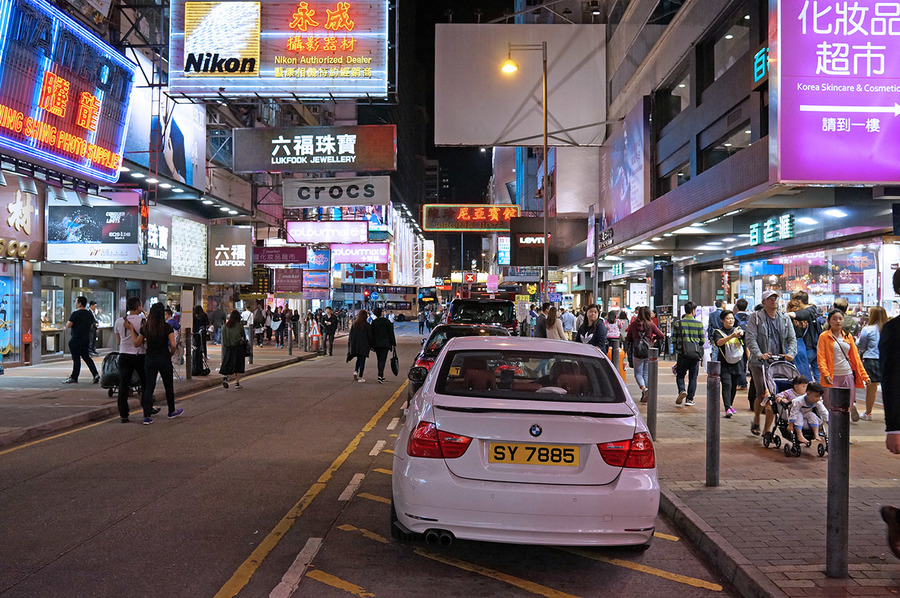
[
  {"xmin": 632, "ymin": 327, "xmax": 651, "ymax": 359},
  {"xmin": 735, "ymin": 311, "xmax": 750, "ymax": 330},
  {"xmin": 717, "ymin": 330, "xmax": 744, "ymax": 364}
]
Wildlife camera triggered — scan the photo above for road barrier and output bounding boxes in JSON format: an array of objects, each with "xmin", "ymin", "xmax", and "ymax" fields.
[
  {"xmin": 826, "ymin": 386, "xmax": 851, "ymax": 578},
  {"xmin": 705, "ymin": 360, "xmax": 721, "ymax": 487},
  {"xmin": 646, "ymin": 348, "xmax": 659, "ymax": 440}
]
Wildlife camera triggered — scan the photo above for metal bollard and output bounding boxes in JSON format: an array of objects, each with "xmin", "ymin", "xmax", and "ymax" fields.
[
  {"xmin": 706, "ymin": 360, "xmax": 721, "ymax": 487},
  {"xmin": 826, "ymin": 386, "xmax": 851, "ymax": 578},
  {"xmin": 610, "ymin": 338, "xmax": 620, "ymax": 373},
  {"xmin": 287, "ymin": 320, "xmax": 293, "ymax": 356},
  {"xmin": 184, "ymin": 327, "xmax": 192, "ymax": 380},
  {"xmin": 647, "ymin": 348, "xmax": 659, "ymax": 440}
]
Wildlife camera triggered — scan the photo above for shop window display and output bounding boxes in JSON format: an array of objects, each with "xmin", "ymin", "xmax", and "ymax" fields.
[
  {"xmin": 0, "ymin": 262, "xmax": 21, "ymax": 363},
  {"xmin": 71, "ymin": 287, "xmax": 114, "ymax": 329}
]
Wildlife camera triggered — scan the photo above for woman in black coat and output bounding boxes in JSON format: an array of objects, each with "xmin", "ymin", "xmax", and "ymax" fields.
[
  {"xmin": 348, "ymin": 310, "xmax": 373, "ymax": 382},
  {"xmin": 574, "ymin": 304, "xmax": 609, "ymax": 353}
]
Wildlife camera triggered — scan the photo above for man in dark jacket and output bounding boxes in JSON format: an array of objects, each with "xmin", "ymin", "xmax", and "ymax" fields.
[
  {"xmin": 370, "ymin": 307, "xmax": 396, "ymax": 384},
  {"xmin": 321, "ymin": 306, "xmax": 339, "ymax": 356},
  {"xmin": 533, "ymin": 302, "xmax": 550, "ymax": 338},
  {"xmin": 880, "ymin": 269, "xmax": 900, "ymax": 559}
]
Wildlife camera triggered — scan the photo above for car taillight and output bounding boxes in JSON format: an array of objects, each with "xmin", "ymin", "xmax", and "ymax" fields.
[
  {"xmin": 407, "ymin": 421, "xmax": 472, "ymax": 459},
  {"xmin": 414, "ymin": 356, "xmax": 435, "ymax": 369},
  {"xmin": 597, "ymin": 432, "xmax": 655, "ymax": 468}
]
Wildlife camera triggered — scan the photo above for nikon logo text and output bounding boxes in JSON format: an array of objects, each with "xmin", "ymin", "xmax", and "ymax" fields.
[{"xmin": 185, "ymin": 53, "xmax": 257, "ymax": 74}]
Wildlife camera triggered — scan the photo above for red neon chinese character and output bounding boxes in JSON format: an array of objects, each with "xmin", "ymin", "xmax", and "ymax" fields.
[
  {"xmin": 502, "ymin": 207, "xmax": 518, "ymax": 220},
  {"xmin": 473, "ymin": 207, "xmax": 486, "ymax": 221},
  {"xmin": 289, "ymin": 2, "xmax": 319, "ymax": 31},
  {"xmin": 488, "ymin": 207, "xmax": 500, "ymax": 222},
  {"xmin": 325, "ymin": 1, "xmax": 355, "ymax": 31},
  {"xmin": 305, "ymin": 37, "xmax": 321, "ymax": 51},
  {"xmin": 323, "ymin": 36, "xmax": 338, "ymax": 51},
  {"xmin": 38, "ymin": 71, "xmax": 70, "ymax": 118},
  {"xmin": 75, "ymin": 92, "xmax": 101, "ymax": 132},
  {"xmin": 457, "ymin": 207, "xmax": 471, "ymax": 221},
  {"xmin": 340, "ymin": 37, "xmax": 357, "ymax": 51}
]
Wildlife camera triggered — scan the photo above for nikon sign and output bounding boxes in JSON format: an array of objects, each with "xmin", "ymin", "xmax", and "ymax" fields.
[{"xmin": 283, "ymin": 176, "xmax": 389, "ymax": 208}]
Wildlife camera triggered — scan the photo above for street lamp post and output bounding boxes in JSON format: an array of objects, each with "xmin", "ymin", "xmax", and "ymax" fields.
[{"xmin": 502, "ymin": 41, "xmax": 549, "ymax": 303}]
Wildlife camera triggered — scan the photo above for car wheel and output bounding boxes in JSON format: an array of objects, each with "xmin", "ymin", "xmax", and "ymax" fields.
[{"xmin": 390, "ymin": 500, "xmax": 415, "ymax": 542}]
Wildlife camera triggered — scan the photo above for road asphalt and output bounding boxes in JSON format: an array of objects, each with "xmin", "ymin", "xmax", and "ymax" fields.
[{"xmin": 2, "ymin": 325, "xmax": 898, "ymax": 597}]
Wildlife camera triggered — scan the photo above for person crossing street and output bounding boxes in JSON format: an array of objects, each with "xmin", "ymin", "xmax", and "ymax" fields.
[
  {"xmin": 370, "ymin": 307, "xmax": 396, "ymax": 384},
  {"xmin": 321, "ymin": 306, "xmax": 338, "ymax": 356}
]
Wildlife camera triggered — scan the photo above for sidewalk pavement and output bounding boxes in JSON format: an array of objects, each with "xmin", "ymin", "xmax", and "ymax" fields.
[
  {"xmin": 629, "ymin": 360, "xmax": 900, "ymax": 597},
  {"xmin": 0, "ymin": 337, "xmax": 332, "ymax": 448},
  {"xmin": 2, "ymin": 335, "xmax": 899, "ymax": 597}
]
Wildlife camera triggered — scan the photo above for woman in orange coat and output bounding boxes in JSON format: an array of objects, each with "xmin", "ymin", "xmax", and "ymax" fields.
[{"xmin": 817, "ymin": 308, "xmax": 870, "ymax": 420}]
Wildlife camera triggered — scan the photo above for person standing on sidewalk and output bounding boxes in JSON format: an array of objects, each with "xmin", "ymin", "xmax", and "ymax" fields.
[
  {"xmin": 746, "ymin": 290, "xmax": 797, "ymax": 435},
  {"xmin": 817, "ymin": 308, "xmax": 869, "ymax": 421},
  {"xmin": 220, "ymin": 310, "xmax": 247, "ymax": 389},
  {"xmin": 370, "ymin": 307, "xmax": 396, "ymax": 383},
  {"xmin": 348, "ymin": 310, "xmax": 373, "ymax": 382},
  {"xmin": 533, "ymin": 302, "xmax": 550, "ymax": 338},
  {"xmin": 193, "ymin": 305, "xmax": 209, "ymax": 357},
  {"xmin": 127, "ymin": 303, "xmax": 182, "ymax": 424},
  {"xmin": 545, "ymin": 306, "xmax": 567, "ymax": 340},
  {"xmin": 673, "ymin": 301, "xmax": 704, "ymax": 407},
  {"xmin": 417, "ymin": 310, "xmax": 426, "ymax": 335},
  {"xmin": 113, "ymin": 297, "xmax": 155, "ymax": 423},
  {"xmin": 574, "ymin": 304, "xmax": 608, "ymax": 352},
  {"xmin": 712, "ymin": 310, "xmax": 747, "ymax": 418},
  {"xmin": 211, "ymin": 303, "xmax": 226, "ymax": 345},
  {"xmin": 626, "ymin": 306, "xmax": 664, "ymax": 403},
  {"xmin": 561, "ymin": 308, "xmax": 576, "ymax": 340},
  {"xmin": 706, "ymin": 300, "xmax": 724, "ymax": 355},
  {"xmin": 63, "ymin": 296, "xmax": 100, "ymax": 384},
  {"xmin": 88, "ymin": 300, "xmax": 100, "ymax": 356},
  {"xmin": 879, "ymin": 269, "xmax": 900, "ymax": 558},
  {"xmin": 857, "ymin": 306, "xmax": 886, "ymax": 421},
  {"xmin": 321, "ymin": 306, "xmax": 338, "ymax": 356}
]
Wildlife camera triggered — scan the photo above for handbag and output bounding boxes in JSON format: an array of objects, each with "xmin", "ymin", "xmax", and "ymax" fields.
[{"xmin": 390, "ymin": 347, "xmax": 399, "ymax": 376}]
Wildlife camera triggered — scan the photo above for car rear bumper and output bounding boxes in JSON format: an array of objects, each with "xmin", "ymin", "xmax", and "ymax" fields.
[{"xmin": 392, "ymin": 456, "xmax": 659, "ymax": 546}]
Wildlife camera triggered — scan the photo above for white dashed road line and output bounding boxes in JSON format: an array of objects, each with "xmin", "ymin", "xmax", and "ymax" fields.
[
  {"xmin": 386, "ymin": 417, "xmax": 400, "ymax": 430},
  {"xmin": 269, "ymin": 537, "xmax": 323, "ymax": 598},
  {"xmin": 368, "ymin": 440, "xmax": 386, "ymax": 456},
  {"xmin": 338, "ymin": 473, "xmax": 366, "ymax": 501}
]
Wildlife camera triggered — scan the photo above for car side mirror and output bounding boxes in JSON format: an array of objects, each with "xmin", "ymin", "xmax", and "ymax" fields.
[{"xmin": 408, "ymin": 366, "xmax": 428, "ymax": 385}]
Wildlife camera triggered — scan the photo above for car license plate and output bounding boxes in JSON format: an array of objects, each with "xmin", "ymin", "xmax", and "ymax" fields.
[{"xmin": 489, "ymin": 443, "xmax": 579, "ymax": 466}]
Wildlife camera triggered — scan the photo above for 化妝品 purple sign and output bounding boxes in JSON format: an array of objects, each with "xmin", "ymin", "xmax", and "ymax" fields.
[
  {"xmin": 252, "ymin": 246, "xmax": 307, "ymax": 265},
  {"xmin": 776, "ymin": 0, "xmax": 900, "ymax": 183},
  {"xmin": 330, "ymin": 243, "xmax": 390, "ymax": 264},
  {"xmin": 286, "ymin": 221, "xmax": 368, "ymax": 244}
]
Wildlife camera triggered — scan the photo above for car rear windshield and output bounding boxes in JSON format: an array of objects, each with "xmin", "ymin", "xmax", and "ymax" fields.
[
  {"xmin": 450, "ymin": 302, "xmax": 515, "ymax": 325},
  {"xmin": 434, "ymin": 350, "xmax": 627, "ymax": 403},
  {"xmin": 425, "ymin": 328, "xmax": 508, "ymax": 356}
]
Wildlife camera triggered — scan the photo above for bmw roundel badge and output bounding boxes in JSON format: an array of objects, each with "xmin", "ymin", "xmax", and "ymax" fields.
[{"xmin": 529, "ymin": 424, "xmax": 542, "ymax": 437}]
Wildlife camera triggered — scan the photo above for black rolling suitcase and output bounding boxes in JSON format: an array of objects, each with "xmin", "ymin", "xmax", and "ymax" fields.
[{"xmin": 100, "ymin": 352, "xmax": 141, "ymax": 397}]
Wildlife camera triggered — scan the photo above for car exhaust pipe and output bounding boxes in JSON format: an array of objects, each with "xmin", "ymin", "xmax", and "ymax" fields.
[
  {"xmin": 438, "ymin": 531, "xmax": 454, "ymax": 546},
  {"xmin": 424, "ymin": 530, "xmax": 440, "ymax": 545}
]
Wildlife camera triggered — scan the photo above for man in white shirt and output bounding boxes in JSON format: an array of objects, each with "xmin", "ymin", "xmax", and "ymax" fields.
[
  {"xmin": 114, "ymin": 297, "xmax": 156, "ymax": 423},
  {"xmin": 560, "ymin": 308, "xmax": 576, "ymax": 340}
]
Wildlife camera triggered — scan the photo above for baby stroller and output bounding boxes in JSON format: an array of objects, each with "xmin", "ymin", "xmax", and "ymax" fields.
[{"xmin": 761, "ymin": 358, "xmax": 828, "ymax": 457}]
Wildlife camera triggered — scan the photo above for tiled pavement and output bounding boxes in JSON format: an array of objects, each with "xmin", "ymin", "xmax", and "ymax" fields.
[{"xmin": 630, "ymin": 360, "xmax": 900, "ymax": 597}]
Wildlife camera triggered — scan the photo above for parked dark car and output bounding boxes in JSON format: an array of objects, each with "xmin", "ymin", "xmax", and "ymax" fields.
[
  {"xmin": 407, "ymin": 324, "xmax": 509, "ymax": 399},
  {"xmin": 445, "ymin": 299, "xmax": 518, "ymax": 335}
]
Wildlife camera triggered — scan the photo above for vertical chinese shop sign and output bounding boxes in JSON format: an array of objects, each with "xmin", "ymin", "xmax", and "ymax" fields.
[{"xmin": 776, "ymin": 0, "xmax": 900, "ymax": 183}]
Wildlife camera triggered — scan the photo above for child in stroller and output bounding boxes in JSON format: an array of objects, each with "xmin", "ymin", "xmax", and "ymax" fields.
[
  {"xmin": 759, "ymin": 358, "xmax": 802, "ymax": 438},
  {"xmin": 766, "ymin": 378, "xmax": 829, "ymax": 457}
]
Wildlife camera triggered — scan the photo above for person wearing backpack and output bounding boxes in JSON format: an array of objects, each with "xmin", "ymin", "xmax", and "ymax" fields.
[
  {"xmin": 673, "ymin": 301, "xmax": 705, "ymax": 406},
  {"xmin": 713, "ymin": 310, "xmax": 748, "ymax": 418},
  {"xmin": 733, "ymin": 298, "xmax": 751, "ymax": 392},
  {"xmin": 787, "ymin": 291, "xmax": 822, "ymax": 383},
  {"xmin": 626, "ymin": 306, "xmax": 664, "ymax": 403}
]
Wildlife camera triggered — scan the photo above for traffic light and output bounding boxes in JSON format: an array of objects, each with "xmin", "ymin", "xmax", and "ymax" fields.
[{"xmin": 363, "ymin": 288, "xmax": 370, "ymax": 299}]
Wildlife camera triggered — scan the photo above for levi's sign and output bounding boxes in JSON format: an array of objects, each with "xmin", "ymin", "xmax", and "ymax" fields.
[
  {"xmin": 233, "ymin": 125, "xmax": 396, "ymax": 173},
  {"xmin": 517, "ymin": 234, "xmax": 546, "ymax": 246},
  {"xmin": 330, "ymin": 243, "xmax": 389, "ymax": 263},
  {"xmin": 283, "ymin": 176, "xmax": 389, "ymax": 207},
  {"xmin": 0, "ymin": 0, "xmax": 136, "ymax": 183}
]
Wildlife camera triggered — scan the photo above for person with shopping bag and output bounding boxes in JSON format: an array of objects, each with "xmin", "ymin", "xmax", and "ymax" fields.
[{"xmin": 371, "ymin": 307, "xmax": 396, "ymax": 384}]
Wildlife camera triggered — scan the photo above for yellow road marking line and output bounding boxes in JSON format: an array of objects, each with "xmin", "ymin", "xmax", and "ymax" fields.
[
  {"xmin": 653, "ymin": 531, "xmax": 680, "ymax": 542},
  {"xmin": 373, "ymin": 467, "xmax": 392, "ymax": 476},
  {"xmin": 305, "ymin": 570, "xmax": 375, "ymax": 597},
  {"xmin": 0, "ymin": 360, "xmax": 310, "ymax": 458},
  {"xmin": 357, "ymin": 492, "xmax": 391, "ymax": 505},
  {"xmin": 384, "ymin": 448, "xmax": 394, "ymax": 454},
  {"xmin": 560, "ymin": 547, "xmax": 723, "ymax": 592},
  {"xmin": 337, "ymin": 523, "xmax": 389, "ymax": 544},
  {"xmin": 389, "ymin": 434, "xmax": 398, "ymax": 438},
  {"xmin": 215, "ymin": 381, "xmax": 407, "ymax": 598},
  {"xmin": 414, "ymin": 548, "xmax": 581, "ymax": 598}
]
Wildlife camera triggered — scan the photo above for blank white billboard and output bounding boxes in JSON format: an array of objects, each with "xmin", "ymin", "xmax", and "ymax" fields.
[{"xmin": 435, "ymin": 24, "xmax": 607, "ymax": 147}]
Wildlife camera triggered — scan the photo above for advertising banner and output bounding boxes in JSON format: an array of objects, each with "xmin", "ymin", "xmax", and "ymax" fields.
[
  {"xmin": 423, "ymin": 239, "xmax": 435, "ymax": 282},
  {"xmin": 0, "ymin": 187, "xmax": 44, "ymax": 261},
  {"xmin": 286, "ymin": 220, "xmax": 368, "ymax": 244},
  {"xmin": 775, "ymin": 0, "xmax": 900, "ymax": 183},
  {"xmin": 606, "ymin": 98, "xmax": 650, "ymax": 224},
  {"xmin": 303, "ymin": 270, "xmax": 330, "ymax": 288},
  {"xmin": 274, "ymin": 269, "xmax": 304, "ymax": 293},
  {"xmin": 0, "ymin": 0, "xmax": 137, "ymax": 183},
  {"xmin": 498, "ymin": 235, "xmax": 511, "ymax": 266},
  {"xmin": 306, "ymin": 248, "xmax": 331, "ymax": 269},
  {"xmin": 46, "ymin": 191, "xmax": 144, "ymax": 262},
  {"xmin": 171, "ymin": 215, "xmax": 207, "ymax": 279},
  {"xmin": 148, "ymin": 215, "xmax": 171, "ymax": 262},
  {"xmin": 168, "ymin": 0, "xmax": 390, "ymax": 99},
  {"xmin": 233, "ymin": 125, "xmax": 396, "ymax": 172},
  {"xmin": 253, "ymin": 246, "xmax": 308, "ymax": 264},
  {"xmin": 208, "ymin": 226, "xmax": 253, "ymax": 284},
  {"xmin": 283, "ymin": 176, "xmax": 390, "ymax": 207},
  {"xmin": 330, "ymin": 243, "xmax": 389, "ymax": 263},
  {"xmin": 422, "ymin": 204, "xmax": 520, "ymax": 232}
]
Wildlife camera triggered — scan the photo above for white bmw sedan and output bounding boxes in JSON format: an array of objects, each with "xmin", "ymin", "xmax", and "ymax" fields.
[{"xmin": 392, "ymin": 336, "xmax": 659, "ymax": 549}]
